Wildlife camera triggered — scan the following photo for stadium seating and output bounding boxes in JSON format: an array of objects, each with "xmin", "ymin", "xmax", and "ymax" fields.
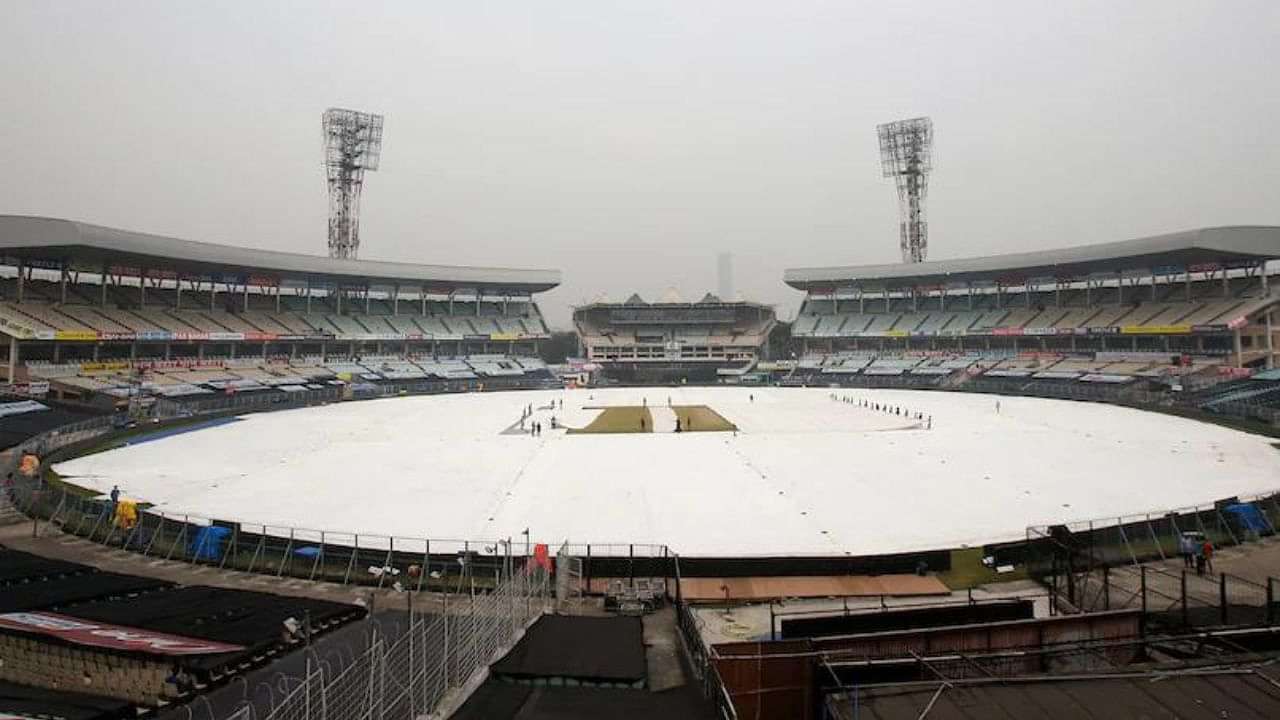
[
  {"xmin": 0, "ymin": 283, "xmax": 551, "ymax": 343},
  {"xmin": 792, "ymin": 281, "xmax": 1276, "ymax": 339}
]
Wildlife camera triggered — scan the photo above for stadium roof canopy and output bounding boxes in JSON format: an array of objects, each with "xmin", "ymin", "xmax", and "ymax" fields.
[
  {"xmin": 785, "ymin": 226, "xmax": 1280, "ymax": 291},
  {"xmin": 0, "ymin": 216, "xmax": 560, "ymax": 294}
]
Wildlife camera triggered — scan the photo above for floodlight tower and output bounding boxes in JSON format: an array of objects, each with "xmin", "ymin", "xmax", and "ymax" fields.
[
  {"xmin": 877, "ymin": 117, "xmax": 933, "ymax": 263},
  {"xmin": 323, "ymin": 108, "xmax": 384, "ymax": 260}
]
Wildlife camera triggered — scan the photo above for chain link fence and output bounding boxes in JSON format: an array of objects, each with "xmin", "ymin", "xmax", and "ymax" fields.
[{"xmin": 209, "ymin": 567, "xmax": 549, "ymax": 720}]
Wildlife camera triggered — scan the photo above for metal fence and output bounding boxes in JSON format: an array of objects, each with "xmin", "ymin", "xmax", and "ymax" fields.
[
  {"xmin": 215, "ymin": 565, "xmax": 548, "ymax": 720},
  {"xmin": 1026, "ymin": 490, "xmax": 1280, "ymax": 628}
]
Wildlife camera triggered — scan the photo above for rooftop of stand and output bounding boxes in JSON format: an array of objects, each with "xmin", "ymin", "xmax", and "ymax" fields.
[
  {"xmin": 785, "ymin": 226, "xmax": 1280, "ymax": 291},
  {"xmin": 0, "ymin": 216, "xmax": 561, "ymax": 295}
]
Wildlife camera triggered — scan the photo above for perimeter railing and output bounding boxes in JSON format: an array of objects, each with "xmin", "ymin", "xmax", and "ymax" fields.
[{"xmin": 1026, "ymin": 489, "xmax": 1280, "ymax": 628}]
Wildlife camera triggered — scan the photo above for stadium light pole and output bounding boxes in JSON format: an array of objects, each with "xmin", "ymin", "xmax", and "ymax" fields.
[
  {"xmin": 323, "ymin": 108, "xmax": 384, "ymax": 260},
  {"xmin": 877, "ymin": 117, "xmax": 934, "ymax": 263}
]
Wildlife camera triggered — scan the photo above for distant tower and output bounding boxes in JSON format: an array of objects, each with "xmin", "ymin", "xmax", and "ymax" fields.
[
  {"xmin": 323, "ymin": 108, "xmax": 384, "ymax": 259},
  {"xmin": 717, "ymin": 253, "xmax": 734, "ymax": 300},
  {"xmin": 877, "ymin": 117, "xmax": 933, "ymax": 263}
]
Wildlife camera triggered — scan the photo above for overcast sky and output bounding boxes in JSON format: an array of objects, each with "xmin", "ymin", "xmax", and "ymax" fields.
[{"xmin": 3, "ymin": 1, "xmax": 1278, "ymax": 327}]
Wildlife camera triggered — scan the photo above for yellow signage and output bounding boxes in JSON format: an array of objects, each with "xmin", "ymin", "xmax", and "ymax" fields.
[
  {"xmin": 81, "ymin": 361, "xmax": 130, "ymax": 373},
  {"xmin": 53, "ymin": 330, "xmax": 99, "ymax": 342},
  {"xmin": 1120, "ymin": 325, "xmax": 1191, "ymax": 335}
]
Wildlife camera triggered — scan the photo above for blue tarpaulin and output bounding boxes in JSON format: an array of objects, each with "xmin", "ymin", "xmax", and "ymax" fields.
[
  {"xmin": 1223, "ymin": 504, "xmax": 1270, "ymax": 533},
  {"xmin": 191, "ymin": 526, "xmax": 231, "ymax": 561}
]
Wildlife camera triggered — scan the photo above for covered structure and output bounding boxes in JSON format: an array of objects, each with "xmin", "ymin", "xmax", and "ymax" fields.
[
  {"xmin": 785, "ymin": 226, "xmax": 1280, "ymax": 367},
  {"xmin": 0, "ymin": 216, "xmax": 561, "ymax": 380}
]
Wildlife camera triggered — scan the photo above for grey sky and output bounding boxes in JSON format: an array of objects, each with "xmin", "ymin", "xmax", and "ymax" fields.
[{"xmin": 2, "ymin": 1, "xmax": 1277, "ymax": 327}]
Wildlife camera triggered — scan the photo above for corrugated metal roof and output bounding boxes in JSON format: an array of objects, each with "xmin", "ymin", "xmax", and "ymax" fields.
[
  {"xmin": 0, "ymin": 215, "xmax": 560, "ymax": 293},
  {"xmin": 826, "ymin": 671, "xmax": 1280, "ymax": 720},
  {"xmin": 784, "ymin": 226, "xmax": 1280, "ymax": 290}
]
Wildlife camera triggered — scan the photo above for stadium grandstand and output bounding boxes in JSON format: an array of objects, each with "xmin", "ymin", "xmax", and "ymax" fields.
[
  {"xmin": 784, "ymin": 227, "xmax": 1280, "ymax": 390},
  {"xmin": 0, "ymin": 216, "xmax": 560, "ymax": 403},
  {"xmin": 573, "ymin": 289, "xmax": 777, "ymax": 383}
]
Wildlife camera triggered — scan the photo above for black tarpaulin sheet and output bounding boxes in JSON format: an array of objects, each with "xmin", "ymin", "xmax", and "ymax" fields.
[{"xmin": 491, "ymin": 615, "xmax": 646, "ymax": 683}]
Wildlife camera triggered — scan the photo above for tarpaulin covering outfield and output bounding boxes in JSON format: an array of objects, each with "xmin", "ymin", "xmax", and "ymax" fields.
[{"xmin": 54, "ymin": 387, "xmax": 1280, "ymax": 556}]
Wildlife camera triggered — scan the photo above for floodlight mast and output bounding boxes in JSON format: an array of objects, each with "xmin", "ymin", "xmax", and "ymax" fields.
[
  {"xmin": 877, "ymin": 117, "xmax": 933, "ymax": 264},
  {"xmin": 323, "ymin": 108, "xmax": 384, "ymax": 260}
]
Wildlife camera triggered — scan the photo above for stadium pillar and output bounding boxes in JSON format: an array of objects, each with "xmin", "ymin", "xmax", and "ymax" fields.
[
  {"xmin": 52, "ymin": 343, "xmax": 59, "ymax": 364},
  {"xmin": 275, "ymin": 286, "xmax": 281, "ymax": 313},
  {"xmin": 420, "ymin": 286, "xmax": 426, "ymax": 315},
  {"xmin": 7, "ymin": 338, "xmax": 17, "ymax": 381},
  {"xmin": 243, "ymin": 283, "xmax": 249, "ymax": 312},
  {"xmin": 1266, "ymin": 310, "xmax": 1274, "ymax": 370},
  {"xmin": 1234, "ymin": 328, "xmax": 1243, "ymax": 367},
  {"xmin": 392, "ymin": 284, "xmax": 399, "ymax": 316},
  {"xmin": 140, "ymin": 269, "xmax": 147, "ymax": 306},
  {"xmin": 1222, "ymin": 272, "xmax": 1229, "ymax": 298},
  {"xmin": 59, "ymin": 266, "xmax": 68, "ymax": 304},
  {"xmin": 1185, "ymin": 272, "xmax": 1192, "ymax": 302},
  {"xmin": 365, "ymin": 289, "xmax": 371, "ymax": 315},
  {"xmin": 210, "ymin": 284, "xmax": 216, "ymax": 311},
  {"xmin": 175, "ymin": 281, "xmax": 182, "ymax": 309},
  {"xmin": 14, "ymin": 258, "xmax": 22, "ymax": 303},
  {"xmin": 164, "ymin": 344, "xmax": 171, "ymax": 360},
  {"xmin": 101, "ymin": 263, "xmax": 108, "ymax": 306},
  {"xmin": 129, "ymin": 342, "xmax": 137, "ymax": 361}
]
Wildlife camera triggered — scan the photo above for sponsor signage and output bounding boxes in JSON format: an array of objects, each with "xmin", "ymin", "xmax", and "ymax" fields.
[
  {"xmin": 1087, "ymin": 326, "xmax": 1121, "ymax": 335},
  {"xmin": 1022, "ymin": 326, "xmax": 1057, "ymax": 336},
  {"xmin": 0, "ymin": 611, "xmax": 244, "ymax": 656},
  {"xmin": 991, "ymin": 327, "xmax": 1024, "ymax": 336},
  {"xmin": 608, "ymin": 308, "xmax": 737, "ymax": 325},
  {"xmin": 0, "ymin": 315, "xmax": 37, "ymax": 340},
  {"xmin": 80, "ymin": 361, "xmax": 130, "ymax": 373},
  {"xmin": 1191, "ymin": 324, "xmax": 1227, "ymax": 333},
  {"xmin": 1120, "ymin": 325, "xmax": 1191, "ymax": 335},
  {"xmin": 53, "ymin": 330, "xmax": 97, "ymax": 342}
]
